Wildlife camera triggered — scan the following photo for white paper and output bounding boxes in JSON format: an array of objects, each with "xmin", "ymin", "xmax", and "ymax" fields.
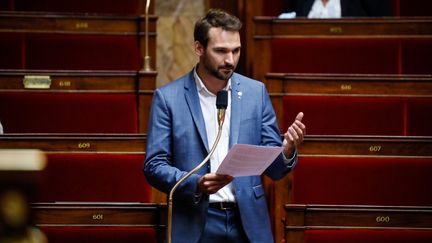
[{"xmin": 216, "ymin": 144, "xmax": 283, "ymax": 177}]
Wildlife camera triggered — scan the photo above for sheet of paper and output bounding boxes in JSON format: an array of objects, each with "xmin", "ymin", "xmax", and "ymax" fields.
[{"xmin": 216, "ymin": 144, "xmax": 283, "ymax": 177}]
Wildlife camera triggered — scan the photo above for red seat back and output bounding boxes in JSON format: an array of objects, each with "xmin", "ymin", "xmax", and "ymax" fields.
[
  {"xmin": 406, "ymin": 97, "xmax": 432, "ymax": 136},
  {"xmin": 305, "ymin": 229, "xmax": 432, "ymax": 243},
  {"xmin": 0, "ymin": 33, "xmax": 24, "ymax": 69},
  {"xmin": 0, "ymin": 92, "xmax": 138, "ymax": 133},
  {"xmin": 271, "ymin": 38, "xmax": 400, "ymax": 74},
  {"xmin": 282, "ymin": 95, "xmax": 405, "ymax": 135},
  {"xmin": 14, "ymin": 0, "xmax": 143, "ymax": 15},
  {"xmin": 26, "ymin": 34, "xmax": 140, "ymax": 70},
  {"xmin": 37, "ymin": 154, "xmax": 150, "ymax": 202},
  {"xmin": 40, "ymin": 226, "xmax": 158, "ymax": 243},
  {"xmin": 292, "ymin": 157, "xmax": 432, "ymax": 206}
]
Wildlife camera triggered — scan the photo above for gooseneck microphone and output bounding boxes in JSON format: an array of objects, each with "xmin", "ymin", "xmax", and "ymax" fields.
[
  {"xmin": 216, "ymin": 90, "xmax": 228, "ymax": 126},
  {"xmin": 167, "ymin": 90, "xmax": 228, "ymax": 243}
]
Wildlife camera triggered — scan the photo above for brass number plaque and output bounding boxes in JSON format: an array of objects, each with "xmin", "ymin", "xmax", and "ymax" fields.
[
  {"xmin": 76, "ymin": 22, "xmax": 89, "ymax": 29},
  {"xmin": 376, "ymin": 216, "xmax": 390, "ymax": 223},
  {"xmin": 78, "ymin": 143, "xmax": 91, "ymax": 149},
  {"xmin": 369, "ymin": 145, "xmax": 382, "ymax": 152},
  {"xmin": 92, "ymin": 214, "xmax": 104, "ymax": 220}
]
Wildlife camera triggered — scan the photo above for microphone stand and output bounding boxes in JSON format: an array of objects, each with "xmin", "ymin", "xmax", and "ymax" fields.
[{"xmin": 166, "ymin": 105, "xmax": 226, "ymax": 243}]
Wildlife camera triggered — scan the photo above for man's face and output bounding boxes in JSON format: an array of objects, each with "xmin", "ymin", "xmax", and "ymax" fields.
[{"xmin": 198, "ymin": 27, "xmax": 241, "ymax": 81}]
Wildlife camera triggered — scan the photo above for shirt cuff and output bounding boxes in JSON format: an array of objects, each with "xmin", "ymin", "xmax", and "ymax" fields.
[{"xmin": 283, "ymin": 149, "xmax": 297, "ymax": 168}]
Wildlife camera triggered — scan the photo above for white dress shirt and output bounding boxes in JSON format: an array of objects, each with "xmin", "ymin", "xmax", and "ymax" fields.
[
  {"xmin": 194, "ymin": 69, "xmax": 236, "ymax": 203},
  {"xmin": 308, "ymin": 0, "xmax": 342, "ymax": 18}
]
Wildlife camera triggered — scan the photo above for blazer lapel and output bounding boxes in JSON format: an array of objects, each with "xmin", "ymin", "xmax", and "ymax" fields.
[
  {"xmin": 184, "ymin": 71, "xmax": 209, "ymax": 152},
  {"xmin": 229, "ymin": 74, "xmax": 242, "ymax": 148}
]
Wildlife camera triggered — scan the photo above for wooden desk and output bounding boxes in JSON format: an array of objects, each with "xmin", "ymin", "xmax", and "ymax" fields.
[
  {"xmin": 0, "ymin": 12, "xmax": 158, "ymax": 70},
  {"xmin": 249, "ymin": 17, "xmax": 432, "ymax": 80},
  {"xmin": 0, "ymin": 70, "xmax": 156, "ymax": 133},
  {"xmin": 284, "ymin": 204, "xmax": 432, "ymax": 243}
]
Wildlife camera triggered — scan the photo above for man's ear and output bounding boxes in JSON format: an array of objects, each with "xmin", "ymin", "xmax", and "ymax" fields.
[{"xmin": 194, "ymin": 41, "xmax": 205, "ymax": 56}]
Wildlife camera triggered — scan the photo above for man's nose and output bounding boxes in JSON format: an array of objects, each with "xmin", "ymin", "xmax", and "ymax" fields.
[{"xmin": 225, "ymin": 52, "xmax": 234, "ymax": 65}]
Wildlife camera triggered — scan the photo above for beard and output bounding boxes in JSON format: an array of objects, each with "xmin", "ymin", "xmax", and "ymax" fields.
[{"xmin": 203, "ymin": 57, "xmax": 235, "ymax": 81}]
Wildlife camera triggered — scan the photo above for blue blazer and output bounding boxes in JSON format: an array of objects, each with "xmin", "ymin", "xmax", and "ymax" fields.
[{"xmin": 144, "ymin": 70, "xmax": 296, "ymax": 243}]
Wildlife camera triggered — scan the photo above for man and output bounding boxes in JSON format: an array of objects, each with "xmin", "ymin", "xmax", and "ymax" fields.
[{"xmin": 144, "ymin": 9, "xmax": 305, "ymax": 243}]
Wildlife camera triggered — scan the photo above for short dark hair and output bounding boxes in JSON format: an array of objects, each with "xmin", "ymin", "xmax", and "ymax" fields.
[{"xmin": 194, "ymin": 9, "xmax": 242, "ymax": 48}]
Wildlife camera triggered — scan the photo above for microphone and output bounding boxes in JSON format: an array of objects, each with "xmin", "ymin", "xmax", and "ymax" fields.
[
  {"xmin": 166, "ymin": 90, "xmax": 228, "ymax": 243},
  {"xmin": 216, "ymin": 90, "xmax": 228, "ymax": 126}
]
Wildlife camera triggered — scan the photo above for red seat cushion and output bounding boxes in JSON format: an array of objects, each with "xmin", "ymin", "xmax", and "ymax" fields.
[
  {"xmin": 292, "ymin": 157, "xmax": 432, "ymax": 205},
  {"xmin": 271, "ymin": 38, "xmax": 400, "ymax": 74},
  {"xmin": 26, "ymin": 34, "xmax": 140, "ymax": 70},
  {"xmin": 282, "ymin": 95, "xmax": 405, "ymax": 135},
  {"xmin": 0, "ymin": 32, "xmax": 24, "ymax": 69},
  {"xmin": 14, "ymin": 0, "xmax": 142, "ymax": 15},
  {"xmin": 37, "ymin": 154, "xmax": 150, "ymax": 202},
  {"xmin": 0, "ymin": 92, "xmax": 138, "ymax": 133},
  {"xmin": 305, "ymin": 229, "xmax": 432, "ymax": 243},
  {"xmin": 406, "ymin": 97, "xmax": 432, "ymax": 136},
  {"xmin": 40, "ymin": 227, "xmax": 158, "ymax": 243},
  {"xmin": 401, "ymin": 38, "xmax": 432, "ymax": 74},
  {"xmin": 399, "ymin": 0, "xmax": 432, "ymax": 16}
]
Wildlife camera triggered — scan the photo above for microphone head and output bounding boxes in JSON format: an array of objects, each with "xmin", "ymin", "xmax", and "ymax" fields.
[{"xmin": 216, "ymin": 90, "xmax": 228, "ymax": 109}]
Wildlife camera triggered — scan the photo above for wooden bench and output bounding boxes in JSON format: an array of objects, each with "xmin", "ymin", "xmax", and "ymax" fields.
[
  {"xmin": 263, "ymin": 73, "xmax": 432, "ymax": 136},
  {"xmin": 0, "ymin": 12, "xmax": 157, "ymax": 70},
  {"xmin": 2, "ymin": 0, "xmax": 154, "ymax": 15},
  {"xmin": 33, "ymin": 202, "xmax": 166, "ymax": 243},
  {"xmin": 284, "ymin": 204, "xmax": 432, "ymax": 243},
  {"xmin": 265, "ymin": 135, "xmax": 432, "ymax": 242},
  {"xmin": 0, "ymin": 70, "xmax": 156, "ymax": 133},
  {"xmin": 250, "ymin": 17, "xmax": 432, "ymax": 81},
  {"xmin": 0, "ymin": 134, "xmax": 166, "ymax": 242}
]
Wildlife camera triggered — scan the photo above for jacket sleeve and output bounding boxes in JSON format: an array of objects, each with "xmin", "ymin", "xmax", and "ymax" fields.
[
  {"xmin": 259, "ymin": 83, "xmax": 298, "ymax": 180},
  {"xmin": 143, "ymin": 89, "xmax": 201, "ymax": 206}
]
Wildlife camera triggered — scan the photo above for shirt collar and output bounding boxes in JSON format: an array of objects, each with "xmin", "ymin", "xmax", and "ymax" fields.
[{"xmin": 193, "ymin": 66, "xmax": 231, "ymax": 96}]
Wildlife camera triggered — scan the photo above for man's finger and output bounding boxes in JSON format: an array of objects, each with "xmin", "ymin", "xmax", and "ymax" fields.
[{"xmin": 295, "ymin": 112, "xmax": 304, "ymax": 122}]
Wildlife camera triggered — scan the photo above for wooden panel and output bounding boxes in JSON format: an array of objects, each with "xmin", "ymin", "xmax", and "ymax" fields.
[
  {"xmin": 264, "ymin": 73, "xmax": 432, "ymax": 134},
  {"xmin": 284, "ymin": 204, "xmax": 432, "ymax": 243},
  {"xmin": 265, "ymin": 73, "xmax": 432, "ymax": 96},
  {"xmin": 0, "ymin": 70, "xmax": 156, "ymax": 133},
  {"xmin": 250, "ymin": 17, "xmax": 432, "ymax": 81},
  {"xmin": 254, "ymin": 17, "xmax": 432, "ymax": 37},
  {"xmin": 0, "ymin": 13, "xmax": 158, "ymax": 71},
  {"xmin": 32, "ymin": 202, "xmax": 165, "ymax": 226},
  {"xmin": 268, "ymin": 135, "xmax": 432, "ymax": 242},
  {"xmin": 11, "ymin": 0, "xmax": 155, "ymax": 15},
  {"xmin": 0, "ymin": 134, "xmax": 146, "ymax": 153},
  {"xmin": 0, "ymin": 12, "xmax": 157, "ymax": 34},
  {"xmin": 299, "ymin": 135, "xmax": 432, "ymax": 157}
]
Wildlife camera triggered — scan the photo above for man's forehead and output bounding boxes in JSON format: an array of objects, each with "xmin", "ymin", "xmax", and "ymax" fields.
[{"xmin": 207, "ymin": 27, "xmax": 241, "ymax": 47}]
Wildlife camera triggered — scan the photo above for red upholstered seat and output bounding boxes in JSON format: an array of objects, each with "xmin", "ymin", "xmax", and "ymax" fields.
[
  {"xmin": 305, "ymin": 229, "xmax": 432, "ymax": 243},
  {"xmin": 292, "ymin": 157, "xmax": 432, "ymax": 206},
  {"xmin": 271, "ymin": 38, "xmax": 400, "ymax": 74},
  {"xmin": 26, "ymin": 34, "xmax": 140, "ymax": 70},
  {"xmin": 282, "ymin": 95, "xmax": 405, "ymax": 135},
  {"xmin": 40, "ymin": 226, "xmax": 158, "ymax": 243},
  {"xmin": 37, "ymin": 154, "xmax": 150, "ymax": 202},
  {"xmin": 0, "ymin": 92, "xmax": 138, "ymax": 133},
  {"xmin": 0, "ymin": 32, "xmax": 24, "ymax": 69},
  {"xmin": 399, "ymin": 0, "xmax": 432, "ymax": 16},
  {"xmin": 14, "ymin": 0, "xmax": 143, "ymax": 15},
  {"xmin": 401, "ymin": 38, "xmax": 432, "ymax": 74},
  {"xmin": 406, "ymin": 97, "xmax": 432, "ymax": 136}
]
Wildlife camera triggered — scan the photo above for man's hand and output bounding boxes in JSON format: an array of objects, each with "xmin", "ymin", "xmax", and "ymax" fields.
[
  {"xmin": 283, "ymin": 112, "xmax": 306, "ymax": 158},
  {"xmin": 198, "ymin": 173, "xmax": 233, "ymax": 194}
]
